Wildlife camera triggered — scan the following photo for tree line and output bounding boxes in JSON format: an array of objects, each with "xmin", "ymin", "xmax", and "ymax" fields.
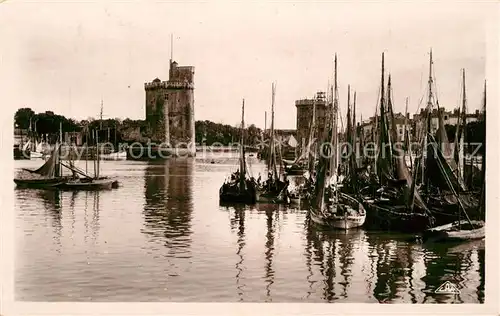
[{"xmin": 14, "ymin": 108, "xmax": 264, "ymax": 146}]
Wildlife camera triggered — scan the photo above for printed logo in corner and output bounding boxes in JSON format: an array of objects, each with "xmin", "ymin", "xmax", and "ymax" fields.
[{"xmin": 434, "ymin": 281, "xmax": 460, "ymax": 294}]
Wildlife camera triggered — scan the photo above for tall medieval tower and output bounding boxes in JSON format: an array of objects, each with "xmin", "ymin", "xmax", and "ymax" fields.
[{"xmin": 144, "ymin": 43, "xmax": 195, "ymax": 156}]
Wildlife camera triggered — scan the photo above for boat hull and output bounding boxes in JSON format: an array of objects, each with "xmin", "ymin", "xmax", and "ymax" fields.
[
  {"xmin": 56, "ymin": 178, "xmax": 117, "ymax": 190},
  {"xmin": 256, "ymin": 190, "xmax": 288, "ymax": 203},
  {"xmin": 310, "ymin": 192, "xmax": 366, "ymax": 230},
  {"xmin": 422, "ymin": 220, "xmax": 485, "ymax": 243},
  {"xmin": 14, "ymin": 177, "xmax": 71, "ymax": 189},
  {"xmin": 364, "ymin": 204, "xmax": 432, "ymax": 232},
  {"xmin": 311, "ymin": 210, "xmax": 366, "ymax": 229},
  {"xmin": 100, "ymin": 151, "xmax": 127, "ymax": 160},
  {"xmin": 219, "ymin": 182, "xmax": 256, "ymax": 204}
]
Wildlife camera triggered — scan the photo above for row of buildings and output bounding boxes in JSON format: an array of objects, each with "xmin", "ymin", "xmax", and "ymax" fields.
[{"xmin": 295, "ymin": 91, "xmax": 482, "ymax": 147}]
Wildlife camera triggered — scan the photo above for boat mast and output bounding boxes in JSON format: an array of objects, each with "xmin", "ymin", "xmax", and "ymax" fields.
[
  {"xmin": 330, "ymin": 54, "xmax": 339, "ymax": 188},
  {"xmin": 459, "ymin": 69, "xmax": 468, "ymax": 186},
  {"xmin": 376, "ymin": 52, "xmax": 385, "ymax": 183},
  {"xmin": 58, "ymin": 122, "xmax": 63, "ymax": 177},
  {"xmin": 270, "ymin": 82, "xmax": 278, "ymax": 181},
  {"xmin": 423, "ymin": 49, "xmax": 433, "ymax": 195},
  {"xmin": 239, "ymin": 98, "xmax": 246, "ymax": 190},
  {"xmin": 404, "ymin": 97, "xmax": 412, "ymax": 170},
  {"xmin": 353, "ymin": 90, "xmax": 357, "ymax": 169}
]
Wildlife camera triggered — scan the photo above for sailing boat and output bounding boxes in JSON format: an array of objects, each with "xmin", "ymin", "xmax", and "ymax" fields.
[
  {"xmin": 357, "ymin": 52, "xmax": 432, "ymax": 232},
  {"xmin": 56, "ymin": 128, "xmax": 119, "ymax": 190},
  {"xmin": 287, "ymin": 96, "xmax": 319, "ymax": 204},
  {"xmin": 96, "ymin": 99, "xmax": 127, "ymax": 161},
  {"xmin": 310, "ymin": 54, "xmax": 366, "ymax": 230},
  {"xmin": 219, "ymin": 99, "xmax": 257, "ymax": 204},
  {"xmin": 15, "ymin": 127, "xmax": 74, "ymax": 188},
  {"xmin": 255, "ymin": 83, "xmax": 289, "ymax": 203}
]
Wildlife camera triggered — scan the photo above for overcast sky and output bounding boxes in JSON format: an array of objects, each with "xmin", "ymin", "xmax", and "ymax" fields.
[{"xmin": 0, "ymin": 1, "xmax": 491, "ymax": 129}]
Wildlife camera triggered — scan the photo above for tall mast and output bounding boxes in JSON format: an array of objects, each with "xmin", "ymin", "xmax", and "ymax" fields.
[
  {"xmin": 330, "ymin": 54, "xmax": 339, "ymax": 181},
  {"xmin": 100, "ymin": 98, "xmax": 103, "ymax": 130},
  {"xmin": 264, "ymin": 111, "xmax": 267, "ymax": 137},
  {"xmin": 270, "ymin": 82, "xmax": 278, "ymax": 180},
  {"xmin": 345, "ymin": 85, "xmax": 352, "ymax": 183},
  {"xmin": 459, "ymin": 68, "xmax": 468, "ymax": 184},
  {"xmin": 377, "ymin": 52, "xmax": 385, "ymax": 181},
  {"xmin": 353, "ymin": 90, "xmax": 357, "ymax": 168},
  {"xmin": 422, "ymin": 49, "xmax": 433, "ymax": 193},
  {"xmin": 240, "ymin": 98, "xmax": 246, "ymax": 189},
  {"xmin": 427, "ymin": 49, "xmax": 433, "ymax": 112}
]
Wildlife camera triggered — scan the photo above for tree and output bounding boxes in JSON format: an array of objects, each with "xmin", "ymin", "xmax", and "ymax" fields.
[{"xmin": 14, "ymin": 107, "xmax": 35, "ymax": 129}]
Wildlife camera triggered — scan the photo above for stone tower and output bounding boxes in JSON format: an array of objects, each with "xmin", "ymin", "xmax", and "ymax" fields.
[
  {"xmin": 295, "ymin": 91, "xmax": 330, "ymax": 147},
  {"xmin": 144, "ymin": 60, "xmax": 195, "ymax": 156}
]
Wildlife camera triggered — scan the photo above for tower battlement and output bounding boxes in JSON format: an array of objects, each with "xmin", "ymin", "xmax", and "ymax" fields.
[{"xmin": 144, "ymin": 80, "xmax": 194, "ymax": 90}]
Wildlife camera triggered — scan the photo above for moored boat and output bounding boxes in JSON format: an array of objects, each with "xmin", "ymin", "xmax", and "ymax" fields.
[
  {"xmin": 56, "ymin": 177, "xmax": 118, "ymax": 190},
  {"xmin": 422, "ymin": 220, "xmax": 484, "ymax": 243},
  {"xmin": 14, "ymin": 140, "xmax": 74, "ymax": 189},
  {"xmin": 255, "ymin": 83, "xmax": 290, "ymax": 204},
  {"xmin": 219, "ymin": 99, "xmax": 257, "ymax": 204},
  {"xmin": 100, "ymin": 150, "xmax": 127, "ymax": 160},
  {"xmin": 311, "ymin": 192, "xmax": 366, "ymax": 229}
]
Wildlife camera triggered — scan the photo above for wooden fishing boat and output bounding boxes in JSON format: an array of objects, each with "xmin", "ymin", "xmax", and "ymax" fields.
[
  {"xmin": 55, "ymin": 126, "xmax": 120, "ymax": 191},
  {"xmin": 219, "ymin": 99, "xmax": 257, "ymax": 204},
  {"xmin": 14, "ymin": 176, "xmax": 71, "ymax": 188},
  {"xmin": 14, "ymin": 140, "xmax": 74, "ymax": 189},
  {"xmin": 422, "ymin": 220, "xmax": 484, "ymax": 243},
  {"xmin": 309, "ymin": 55, "xmax": 366, "ymax": 230},
  {"xmin": 56, "ymin": 177, "xmax": 117, "ymax": 190},
  {"xmin": 311, "ymin": 192, "xmax": 366, "ymax": 229},
  {"xmin": 256, "ymin": 182, "xmax": 288, "ymax": 203},
  {"xmin": 256, "ymin": 83, "xmax": 290, "ymax": 204}
]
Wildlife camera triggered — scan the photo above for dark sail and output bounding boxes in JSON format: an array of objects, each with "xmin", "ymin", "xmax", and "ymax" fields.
[{"xmin": 25, "ymin": 144, "xmax": 61, "ymax": 178}]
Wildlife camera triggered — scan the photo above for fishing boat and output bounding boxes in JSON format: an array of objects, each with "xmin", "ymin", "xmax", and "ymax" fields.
[
  {"xmin": 310, "ymin": 55, "xmax": 366, "ymax": 230},
  {"xmin": 256, "ymin": 83, "xmax": 289, "ymax": 203},
  {"xmin": 422, "ymin": 220, "xmax": 484, "ymax": 243},
  {"xmin": 100, "ymin": 150, "xmax": 127, "ymax": 160},
  {"xmin": 56, "ymin": 127, "xmax": 118, "ymax": 190},
  {"xmin": 94, "ymin": 99, "xmax": 127, "ymax": 161},
  {"xmin": 219, "ymin": 99, "xmax": 257, "ymax": 204},
  {"xmin": 14, "ymin": 134, "xmax": 74, "ymax": 189},
  {"xmin": 356, "ymin": 52, "xmax": 434, "ymax": 232}
]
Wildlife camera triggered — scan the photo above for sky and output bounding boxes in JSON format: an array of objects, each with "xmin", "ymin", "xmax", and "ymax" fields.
[{"xmin": 0, "ymin": 0, "xmax": 491, "ymax": 129}]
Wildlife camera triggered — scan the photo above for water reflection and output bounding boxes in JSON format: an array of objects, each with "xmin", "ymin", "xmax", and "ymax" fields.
[
  {"xmin": 142, "ymin": 160, "xmax": 194, "ymax": 260},
  {"xmin": 256, "ymin": 204, "xmax": 278, "ymax": 302},
  {"xmin": 228, "ymin": 204, "xmax": 246, "ymax": 301},
  {"xmin": 14, "ymin": 159, "xmax": 485, "ymax": 303}
]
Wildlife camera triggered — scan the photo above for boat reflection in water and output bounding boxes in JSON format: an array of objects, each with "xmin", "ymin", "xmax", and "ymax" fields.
[
  {"xmin": 221, "ymin": 201, "xmax": 485, "ymax": 303},
  {"xmin": 14, "ymin": 158, "xmax": 484, "ymax": 303}
]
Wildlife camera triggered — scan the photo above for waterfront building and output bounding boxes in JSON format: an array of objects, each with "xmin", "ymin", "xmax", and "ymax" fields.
[{"xmin": 144, "ymin": 58, "xmax": 195, "ymax": 156}]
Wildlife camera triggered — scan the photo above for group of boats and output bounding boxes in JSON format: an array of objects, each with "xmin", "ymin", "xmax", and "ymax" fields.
[
  {"xmin": 14, "ymin": 126, "xmax": 119, "ymax": 191},
  {"xmin": 219, "ymin": 51, "xmax": 486, "ymax": 244}
]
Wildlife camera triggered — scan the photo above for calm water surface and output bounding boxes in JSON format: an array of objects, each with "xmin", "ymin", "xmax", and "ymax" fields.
[{"xmin": 14, "ymin": 154, "xmax": 485, "ymax": 303}]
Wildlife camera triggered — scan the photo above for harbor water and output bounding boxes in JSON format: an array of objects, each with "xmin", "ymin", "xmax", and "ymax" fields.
[{"xmin": 14, "ymin": 153, "xmax": 485, "ymax": 303}]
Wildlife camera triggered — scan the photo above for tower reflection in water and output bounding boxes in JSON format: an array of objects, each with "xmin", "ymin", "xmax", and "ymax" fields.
[{"xmin": 142, "ymin": 159, "xmax": 194, "ymax": 268}]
